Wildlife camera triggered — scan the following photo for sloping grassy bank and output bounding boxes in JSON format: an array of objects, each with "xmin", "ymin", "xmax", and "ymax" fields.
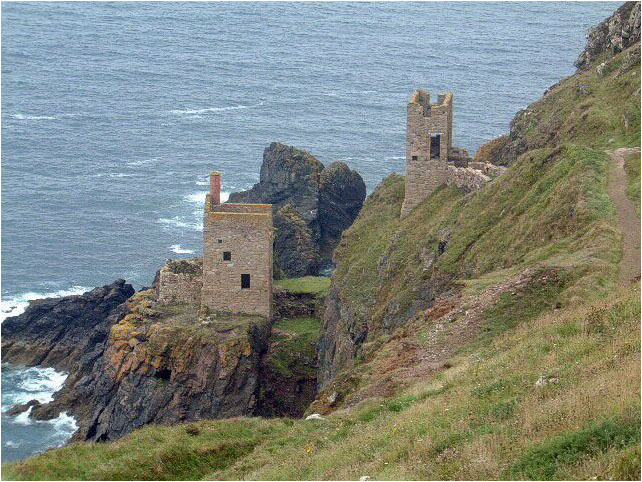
[{"xmin": 4, "ymin": 282, "xmax": 639, "ymax": 480}]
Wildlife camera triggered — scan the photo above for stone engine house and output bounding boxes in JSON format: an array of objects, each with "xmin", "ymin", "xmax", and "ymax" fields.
[
  {"xmin": 201, "ymin": 172, "xmax": 274, "ymax": 319},
  {"xmin": 401, "ymin": 89, "xmax": 454, "ymax": 217},
  {"xmin": 401, "ymin": 89, "xmax": 502, "ymax": 218}
]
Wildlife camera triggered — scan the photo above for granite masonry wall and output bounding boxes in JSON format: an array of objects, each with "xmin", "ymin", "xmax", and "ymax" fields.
[
  {"xmin": 202, "ymin": 196, "xmax": 273, "ymax": 319},
  {"xmin": 157, "ymin": 258, "xmax": 203, "ymax": 305},
  {"xmin": 402, "ymin": 90, "xmax": 454, "ymax": 217},
  {"xmin": 401, "ymin": 90, "xmax": 506, "ymax": 217}
]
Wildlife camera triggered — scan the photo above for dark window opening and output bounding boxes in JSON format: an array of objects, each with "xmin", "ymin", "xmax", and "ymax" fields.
[
  {"xmin": 217, "ymin": 239, "xmax": 223, "ymax": 244},
  {"xmin": 223, "ymin": 251, "xmax": 231, "ymax": 261},
  {"xmin": 241, "ymin": 274, "xmax": 251, "ymax": 289},
  {"xmin": 412, "ymin": 155, "xmax": 418, "ymax": 161},
  {"xmin": 430, "ymin": 134, "xmax": 441, "ymax": 159},
  {"xmin": 155, "ymin": 368, "xmax": 172, "ymax": 381}
]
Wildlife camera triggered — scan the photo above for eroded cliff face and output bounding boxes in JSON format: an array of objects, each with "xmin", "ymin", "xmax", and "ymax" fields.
[
  {"xmin": 28, "ymin": 290, "xmax": 271, "ymax": 442},
  {"xmin": 229, "ymin": 142, "xmax": 366, "ymax": 276},
  {"xmin": 2, "ymin": 270, "xmax": 323, "ymax": 442},
  {"xmin": 575, "ymin": 1, "xmax": 640, "ymax": 70}
]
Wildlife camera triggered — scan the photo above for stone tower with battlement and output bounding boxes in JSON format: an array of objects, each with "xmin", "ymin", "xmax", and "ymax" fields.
[
  {"xmin": 401, "ymin": 89, "xmax": 454, "ymax": 217},
  {"xmin": 202, "ymin": 172, "xmax": 273, "ymax": 319}
]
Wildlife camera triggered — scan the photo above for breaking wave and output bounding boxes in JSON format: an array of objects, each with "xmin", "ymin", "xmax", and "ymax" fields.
[
  {"xmin": 1, "ymin": 286, "xmax": 89, "ymax": 322},
  {"xmin": 169, "ymin": 244, "xmax": 195, "ymax": 254},
  {"xmin": 170, "ymin": 102, "xmax": 263, "ymax": 115}
]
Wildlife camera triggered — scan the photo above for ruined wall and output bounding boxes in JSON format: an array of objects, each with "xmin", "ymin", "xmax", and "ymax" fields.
[
  {"xmin": 446, "ymin": 166, "xmax": 491, "ymax": 193},
  {"xmin": 202, "ymin": 198, "xmax": 273, "ymax": 319},
  {"xmin": 157, "ymin": 258, "xmax": 203, "ymax": 305},
  {"xmin": 402, "ymin": 90, "xmax": 454, "ymax": 217},
  {"xmin": 401, "ymin": 159, "xmax": 450, "ymax": 216}
]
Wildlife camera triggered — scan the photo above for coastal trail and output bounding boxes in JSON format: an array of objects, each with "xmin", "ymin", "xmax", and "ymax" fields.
[{"xmin": 606, "ymin": 148, "xmax": 641, "ymax": 283}]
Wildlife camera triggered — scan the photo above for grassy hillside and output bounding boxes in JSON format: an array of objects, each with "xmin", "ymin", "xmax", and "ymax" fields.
[
  {"xmin": 4, "ymin": 282, "xmax": 639, "ymax": 480},
  {"xmin": 328, "ymin": 144, "xmax": 619, "ymax": 352},
  {"xmin": 4, "ymin": 10, "xmax": 640, "ymax": 481}
]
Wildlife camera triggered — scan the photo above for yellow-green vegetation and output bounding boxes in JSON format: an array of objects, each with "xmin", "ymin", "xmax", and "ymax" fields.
[
  {"xmin": 268, "ymin": 317, "xmax": 321, "ymax": 378},
  {"xmin": 332, "ymin": 144, "xmax": 618, "ymax": 338},
  {"xmin": 275, "ymin": 276, "xmax": 331, "ymax": 296},
  {"xmin": 5, "ymin": 283, "xmax": 639, "ymax": 481},
  {"xmin": 624, "ymin": 151, "xmax": 641, "ymax": 216}
]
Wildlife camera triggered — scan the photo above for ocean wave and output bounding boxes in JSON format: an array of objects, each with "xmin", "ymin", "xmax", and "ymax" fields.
[
  {"xmin": 170, "ymin": 102, "xmax": 263, "ymax": 115},
  {"xmin": 10, "ymin": 114, "xmax": 57, "ymax": 121},
  {"xmin": 157, "ymin": 217, "xmax": 203, "ymax": 232},
  {"xmin": 13, "ymin": 407, "xmax": 34, "ymax": 426},
  {"xmin": 125, "ymin": 158, "xmax": 159, "ymax": 167},
  {"xmin": 184, "ymin": 191, "xmax": 230, "ymax": 204},
  {"xmin": 384, "ymin": 156, "xmax": 405, "ymax": 160},
  {"xmin": 169, "ymin": 244, "xmax": 195, "ymax": 255},
  {"xmin": 2, "ymin": 366, "xmax": 68, "ymax": 410},
  {"xmin": 47, "ymin": 412, "xmax": 78, "ymax": 436},
  {"xmin": 3, "ymin": 441, "xmax": 21, "ymax": 448},
  {"xmin": 1, "ymin": 286, "xmax": 89, "ymax": 322}
]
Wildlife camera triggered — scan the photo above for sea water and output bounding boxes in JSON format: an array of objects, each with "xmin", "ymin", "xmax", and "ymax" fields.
[{"xmin": 1, "ymin": 1, "xmax": 615, "ymax": 462}]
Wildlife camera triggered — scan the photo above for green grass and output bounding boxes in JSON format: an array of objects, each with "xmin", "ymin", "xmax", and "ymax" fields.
[
  {"xmin": 624, "ymin": 151, "xmax": 641, "ymax": 217},
  {"xmin": 509, "ymin": 408, "xmax": 641, "ymax": 480},
  {"xmin": 275, "ymin": 276, "xmax": 331, "ymax": 296},
  {"xmin": 268, "ymin": 317, "xmax": 321, "ymax": 378},
  {"xmin": 329, "ymin": 144, "xmax": 619, "ymax": 343},
  {"xmin": 5, "ymin": 283, "xmax": 639, "ymax": 480}
]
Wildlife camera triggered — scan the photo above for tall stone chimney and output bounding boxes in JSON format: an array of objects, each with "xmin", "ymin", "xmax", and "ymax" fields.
[{"xmin": 210, "ymin": 171, "xmax": 221, "ymax": 205}]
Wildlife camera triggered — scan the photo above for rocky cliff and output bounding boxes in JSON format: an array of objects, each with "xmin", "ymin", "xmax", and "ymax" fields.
[
  {"xmin": 2, "ymin": 269, "xmax": 326, "ymax": 441},
  {"xmin": 575, "ymin": 1, "xmax": 641, "ymax": 70},
  {"xmin": 1, "ymin": 280, "xmax": 135, "ymax": 371},
  {"xmin": 3, "ymin": 286, "xmax": 272, "ymax": 442},
  {"xmin": 229, "ymin": 142, "xmax": 366, "ymax": 276}
]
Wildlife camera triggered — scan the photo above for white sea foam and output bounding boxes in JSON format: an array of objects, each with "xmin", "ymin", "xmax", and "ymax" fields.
[
  {"xmin": 384, "ymin": 156, "xmax": 405, "ymax": 160},
  {"xmin": 4, "ymin": 441, "xmax": 21, "ymax": 448},
  {"xmin": 125, "ymin": 157, "xmax": 159, "ymax": 167},
  {"xmin": 170, "ymin": 102, "xmax": 263, "ymax": 115},
  {"xmin": 13, "ymin": 407, "xmax": 34, "ymax": 426},
  {"xmin": 157, "ymin": 217, "xmax": 204, "ymax": 232},
  {"xmin": 10, "ymin": 114, "xmax": 57, "ymax": 121},
  {"xmin": 47, "ymin": 411, "xmax": 78, "ymax": 438},
  {"xmin": 169, "ymin": 244, "xmax": 195, "ymax": 254},
  {"xmin": 1, "ymin": 286, "xmax": 89, "ymax": 322},
  {"xmin": 185, "ymin": 192, "xmax": 208, "ymax": 204}
]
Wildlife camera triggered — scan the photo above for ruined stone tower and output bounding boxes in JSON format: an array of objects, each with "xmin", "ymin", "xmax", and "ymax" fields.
[
  {"xmin": 202, "ymin": 172, "xmax": 273, "ymax": 319},
  {"xmin": 400, "ymin": 89, "xmax": 454, "ymax": 217}
]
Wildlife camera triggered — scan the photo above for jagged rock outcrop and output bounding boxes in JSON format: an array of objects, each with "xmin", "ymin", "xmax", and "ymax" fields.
[
  {"xmin": 24, "ymin": 289, "xmax": 272, "ymax": 442},
  {"xmin": 1, "ymin": 280, "xmax": 135, "ymax": 371},
  {"xmin": 274, "ymin": 205, "xmax": 320, "ymax": 278},
  {"xmin": 229, "ymin": 142, "xmax": 366, "ymax": 276},
  {"xmin": 575, "ymin": 1, "xmax": 640, "ymax": 70}
]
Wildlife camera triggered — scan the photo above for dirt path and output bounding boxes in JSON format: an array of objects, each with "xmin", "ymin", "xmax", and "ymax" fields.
[{"xmin": 606, "ymin": 148, "xmax": 641, "ymax": 283}]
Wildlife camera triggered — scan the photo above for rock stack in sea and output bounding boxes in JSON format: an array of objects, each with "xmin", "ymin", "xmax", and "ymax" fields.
[{"xmin": 229, "ymin": 142, "xmax": 366, "ymax": 277}]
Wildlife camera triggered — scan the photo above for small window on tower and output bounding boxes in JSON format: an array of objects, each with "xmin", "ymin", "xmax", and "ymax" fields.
[
  {"xmin": 241, "ymin": 274, "xmax": 251, "ymax": 289},
  {"xmin": 223, "ymin": 251, "xmax": 231, "ymax": 261},
  {"xmin": 217, "ymin": 239, "xmax": 222, "ymax": 244},
  {"xmin": 412, "ymin": 155, "xmax": 418, "ymax": 161}
]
